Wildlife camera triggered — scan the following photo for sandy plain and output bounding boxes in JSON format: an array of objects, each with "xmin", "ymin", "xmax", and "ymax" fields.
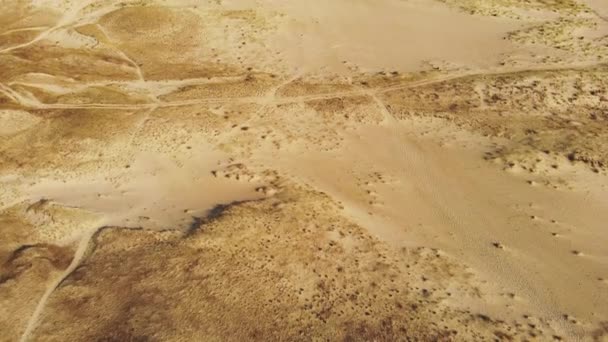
[{"xmin": 1, "ymin": 0, "xmax": 608, "ymax": 341}]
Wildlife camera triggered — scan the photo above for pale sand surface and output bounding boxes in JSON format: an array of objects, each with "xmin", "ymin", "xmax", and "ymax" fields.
[{"xmin": 1, "ymin": 0, "xmax": 608, "ymax": 341}]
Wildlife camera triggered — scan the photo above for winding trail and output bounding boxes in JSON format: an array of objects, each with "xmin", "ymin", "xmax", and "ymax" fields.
[
  {"xmin": 0, "ymin": 82, "xmax": 20, "ymax": 103},
  {"xmin": 0, "ymin": 26, "xmax": 49, "ymax": 36},
  {"xmin": 0, "ymin": 0, "xmax": 120, "ymax": 55},
  {"xmin": 0, "ymin": 1, "xmax": 91, "ymax": 54},
  {"xmin": 19, "ymin": 227, "xmax": 101, "ymax": 342},
  {"xmin": 2, "ymin": 62, "xmax": 603, "ymax": 111}
]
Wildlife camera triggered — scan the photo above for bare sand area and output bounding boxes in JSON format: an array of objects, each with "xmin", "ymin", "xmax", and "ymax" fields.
[{"xmin": 1, "ymin": 0, "xmax": 608, "ymax": 341}]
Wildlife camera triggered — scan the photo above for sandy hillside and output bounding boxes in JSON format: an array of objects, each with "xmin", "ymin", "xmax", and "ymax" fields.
[{"xmin": 1, "ymin": 0, "xmax": 608, "ymax": 341}]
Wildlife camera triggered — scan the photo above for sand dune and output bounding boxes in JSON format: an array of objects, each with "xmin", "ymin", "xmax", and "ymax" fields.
[{"xmin": 1, "ymin": 0, "xmax": 608, "ymax": 341}]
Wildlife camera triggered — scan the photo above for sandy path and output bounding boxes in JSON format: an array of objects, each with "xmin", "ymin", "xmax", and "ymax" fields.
[
  {"xmin": 2, "ymin": 61, "xmax": 603, "ymax": 111},
  {"xmin": 0, "ymin": 0, "xmax": 96, "ymax": 54},
  {"xmin": 19, "ymin": 227, "xmax": 99, "ymax": 342}
]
